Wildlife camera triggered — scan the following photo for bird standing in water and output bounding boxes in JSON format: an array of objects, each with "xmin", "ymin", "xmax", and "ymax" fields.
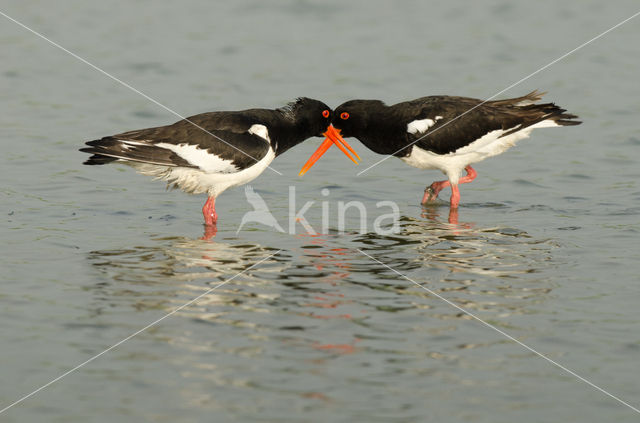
[
  {"xmin": 301, "ymin": 91, "xmax": 580, "ymax": 209},
  {"xmin": 81, "ymin": 97, "xmax": 359, "ymax": 236}
]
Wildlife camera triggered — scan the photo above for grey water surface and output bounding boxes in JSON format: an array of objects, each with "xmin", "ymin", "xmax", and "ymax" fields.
[{"xmin": 1, "ymin": 1, "xmax": 640, "ymax": 422}]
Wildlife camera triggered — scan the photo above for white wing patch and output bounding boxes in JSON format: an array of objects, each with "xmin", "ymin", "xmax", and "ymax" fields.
[
  {"xmin": 454, "ymin": 126, "xmax": 520, "ymax": 155},
  {"xmin": 131, "ymin": 147, "xmax": 276, "ymax": 197},
  {"xmin": 455, "ymin": 120, "xmax": 557, "ymax": 156},
  {"xmin": 407, "ymin": 118, "xmax": 434, "ymax": 134},
  {"xmin": 118, "ymin": 140, "xmax": 149, "ymax": 150},
  {"xmin": 156, "ymin": 143, "xmax": 238, "ymax": 173},
  {"xmin": 118, "ymin": 140, "xmax": 148, "ymax": 145},
  {"xmin": 248, "ymin": 124, "xmax": 270, "ymax": 142},
  {"xmin": 407, "ymin": 116, "xmax": 443, "ymax": 135},
  {"xmin": 401, "ymin": 119, "xmax": 560, "ymax": 184}
]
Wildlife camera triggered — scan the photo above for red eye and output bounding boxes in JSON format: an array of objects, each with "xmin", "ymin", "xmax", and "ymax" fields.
[
  {"xmin": 322, "ymin": 109, "xmax": 330, "ymax": 118},
  {"xmin": 340, "ymin": 112, "xmax": 350, "ymax": 120}
]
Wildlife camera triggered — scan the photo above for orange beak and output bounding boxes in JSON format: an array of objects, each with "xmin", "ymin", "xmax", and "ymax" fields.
[{"xmin": 299, "ymin": 125, "xmax": 360, "ymax": 176}]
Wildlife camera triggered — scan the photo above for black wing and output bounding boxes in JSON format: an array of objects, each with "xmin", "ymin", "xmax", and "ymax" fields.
[
  {"xmin": 396, "ymin": 96, "xmax": 579, "ymax": 155},
  {"xmin": 80, "ymin": 111, "xmax": 272, "ymax": 172}
]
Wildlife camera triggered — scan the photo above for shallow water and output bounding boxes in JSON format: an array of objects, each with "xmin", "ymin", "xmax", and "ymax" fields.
[{"xmin": 2, "ymin": 1, "xmax": 640, "ymax": 422}]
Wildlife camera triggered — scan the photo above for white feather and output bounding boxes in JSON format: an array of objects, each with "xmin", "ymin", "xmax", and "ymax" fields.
[
  {"xmin": 248, "ymin": 124, "xmax": 270, "ymax": 141},
  {"xmin": 406, "ymin": 116, "xmax": 444, "ymax": 135},
  {"xmin": 156, "ymin": 143, "xmax": 238, "ymax": 173},
  {"xmin": 131, "ymin": 147, "xmax": 276, "ymax": 197},
  {"xmin": 118, "ymin": 140, "xmax": 148, "ymax": 146},
  {"xmin": 407, "ymin": 118, "xmax": 436, "ymax": 134},
  {"xmin": 401, "ymin": 119, "xmax": 559, "ymax": 184},
  {"xmin": 118, "ymin": 140, "xmax": 148, "ymax": 151}
]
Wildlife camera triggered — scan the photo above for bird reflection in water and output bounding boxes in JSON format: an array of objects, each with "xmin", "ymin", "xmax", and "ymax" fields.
[
  {"xmin": 354, "ymin": 212, "xmax": 557, "ymax": 320},
  {"xmin": 421, "ymin": 203, "xmax": 470, "ymax": 227},
  {"xmin": 79, "ymin": 219, "xmax": 559, "ymax": 408},
  {"xmin": 201, "ymin": 223, "xmax": 218, "ymax": 240},
  {"xmin": 296, "ymin": 233, "xmax": 361, "ymax": 356},
  {"xmin": 84, "ymin": 236, "xmax": 278, "ymax": 317}
]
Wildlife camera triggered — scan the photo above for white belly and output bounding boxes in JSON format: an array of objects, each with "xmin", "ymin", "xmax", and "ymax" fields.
[
  {"xmin": 400, "ymin": 120, "xmax": 557, "ymax": 183},
  {"xmin": 131, "ymin": 147, "xmax": 276, "ymax": 197}
]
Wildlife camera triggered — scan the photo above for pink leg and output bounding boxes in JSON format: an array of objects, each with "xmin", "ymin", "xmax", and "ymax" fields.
[
  {"xmin": 200, "ymin": 224, "xmax": 218, "ymax": 240},
  {"xmin": 422, "ymin": 180, "xmax": 450, "ymax": 204},
  {"xmin": 448, "ymin": 207, "xmax": 459, "ymax": 225},
  {"xmin": 459, "ymin": 165, "xmax": 477, "ymax": 184},
  {"xmin": 422, "ymin": 166, "xmax": 477, "ymax": 204},
  {"xmin": 202, "ymin": 197, "xmax": 218, "ymax": 226},
  {"xmin": 450, "ymin": 184, "xmax": 460, "ymax": 208}
]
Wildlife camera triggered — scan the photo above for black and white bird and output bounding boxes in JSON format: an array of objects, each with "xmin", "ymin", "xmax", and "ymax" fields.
[
  {"xmin": 302, "ymin": 91, "xmax": 580, "ymax": 208},
  {"xmin": 81, "ymin": 98, "xmax": 358, "ymax": 228}
]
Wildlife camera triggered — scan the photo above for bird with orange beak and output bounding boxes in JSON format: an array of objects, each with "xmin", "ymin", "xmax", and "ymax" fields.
[
  {"xmin": 82, "ymin": 98, "xmax": 361, "ymax": 229},
  {"xmin": 300, "ymin": 91, "xmax": 580, "ymax": 209},
  {"xmin": 299, "ymin": 123, "xmax": 360, "ymax": 175}
]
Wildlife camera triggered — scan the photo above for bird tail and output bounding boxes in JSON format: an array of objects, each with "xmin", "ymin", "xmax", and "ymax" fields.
[
  {"xmin": 490, "ymin": 90, "xmax": 581, "ymax": 130},
  {"xmin": 499, "ymin": 102, "xmax": 581, "ymax": 137},
  {"xmin": 489, "ymin": 90, "xmax": 546, "ymax": 107},
  {"xmin": 80, "ymin": 137, "xmax": 137, "ymax": 165},
  {"xmin": 523, "ymin": 102, "xmax": 582, "ymax": 126},
  {"xmin": 81, "ymin": 151, "xmax": 119, "ymax": 165},
  {"xmin": 80, "ymin": 137, "xmax": 194, "ymax": 167}
]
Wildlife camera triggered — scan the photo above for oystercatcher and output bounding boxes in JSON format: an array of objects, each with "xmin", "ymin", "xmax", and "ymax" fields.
[
  {"xmin": 81, "ymin": 98, "xmax": 359, "ymax": 227},
  {"xmin": 300, "ymin": 91, "xmax": 580, "ymax": 208}
]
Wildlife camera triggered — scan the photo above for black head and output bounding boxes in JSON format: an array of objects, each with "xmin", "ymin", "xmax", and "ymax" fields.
[
  {"xmin": 332, "ymin": 100, "xmax": 385, "ymax": 137},
  {"xmin": 295, "ymin": 98, "xmax": 363, "ymax": 176},
  {"xmin": 282, "ymin": 97, "xmax": 334, "ymax": 137}
]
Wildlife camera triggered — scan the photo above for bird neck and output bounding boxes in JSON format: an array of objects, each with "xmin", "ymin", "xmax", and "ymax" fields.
[
  {"xmin": 270, "ymin": 116, "xmax": 316, "ymax": 157},
  {"xmin": 357, "ymin": 109, "xmax": 409, "ymax": 156},
  {"xmin": 273, "ymin": 127, "xmax": 314, "ymax": 157}
]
